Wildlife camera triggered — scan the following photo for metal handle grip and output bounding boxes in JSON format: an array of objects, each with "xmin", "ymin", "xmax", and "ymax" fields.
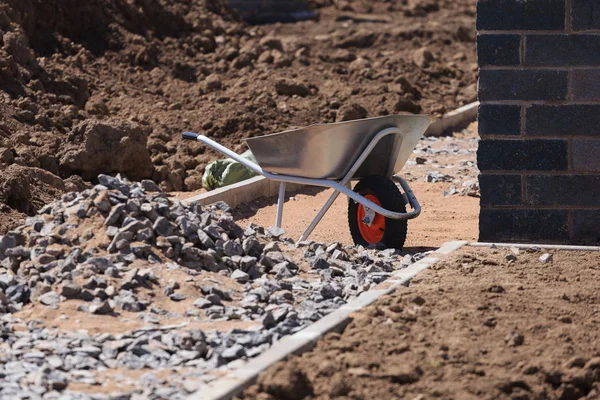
[{"xmin": 182, "ymin": 132, "xmax": 199, "ymax": 141}]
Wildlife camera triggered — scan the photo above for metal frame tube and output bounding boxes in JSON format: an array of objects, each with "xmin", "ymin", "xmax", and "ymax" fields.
[
  {"xmin": 275, "ymin": 182, "xmax": 286, "ymax": 228},
  {"xmin": 183, "ymin": 130, "xmax": 422, "ymax": 241}
]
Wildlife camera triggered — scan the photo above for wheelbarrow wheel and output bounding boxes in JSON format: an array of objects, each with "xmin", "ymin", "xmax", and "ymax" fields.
[{"xmin": 348, "ymin": 175, "xmax": 408, "ymax": 249}]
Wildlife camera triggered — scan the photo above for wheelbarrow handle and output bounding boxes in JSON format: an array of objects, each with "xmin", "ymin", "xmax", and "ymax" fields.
[{"xmin": 182, "ymin": 132, "xmax": 199, "ymax": 141}]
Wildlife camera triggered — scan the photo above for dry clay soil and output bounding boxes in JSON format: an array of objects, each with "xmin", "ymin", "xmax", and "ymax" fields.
[{"xmin": 244, "ymin": 247, "xmax": 600, "ymax": 400}]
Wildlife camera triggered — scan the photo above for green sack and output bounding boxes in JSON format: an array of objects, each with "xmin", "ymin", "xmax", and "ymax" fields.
[{"xmin": 202, "ymin": 150, "xmax": 259, "ymax": 190}]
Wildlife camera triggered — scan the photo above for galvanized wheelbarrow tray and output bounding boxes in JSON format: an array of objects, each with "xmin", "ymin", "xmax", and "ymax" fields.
[{"xmin": 182, "ymin": 114, "xmax": 431, "ymax": 249}]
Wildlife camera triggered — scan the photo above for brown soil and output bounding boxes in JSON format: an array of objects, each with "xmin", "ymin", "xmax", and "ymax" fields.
[
  {"xmin": 0, "ymin": 0, "xmax": 477, "ymax": 232},
  {"xmin": 243, "ymin": 247, "xmax": 600, "ymax": 400},
  {"xmin": 233, "ymin": 123, "xmax": 479, "ymax": 249}
]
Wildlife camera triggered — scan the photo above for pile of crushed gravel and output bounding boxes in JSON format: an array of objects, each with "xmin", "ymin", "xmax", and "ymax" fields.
[{"xmin": 0, "ymin": 174, "xmax": 424, "ymax": 398}]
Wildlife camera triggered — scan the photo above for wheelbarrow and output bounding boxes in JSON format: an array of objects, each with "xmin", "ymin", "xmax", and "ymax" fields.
[{"xmin": 182, "ymin": 114, "xmax": 431, "ymax": 249}]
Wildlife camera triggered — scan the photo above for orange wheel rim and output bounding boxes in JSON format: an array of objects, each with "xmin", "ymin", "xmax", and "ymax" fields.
[{"xmin": 357, "ymin": 194, "xmax": 385, "ymax": 243}]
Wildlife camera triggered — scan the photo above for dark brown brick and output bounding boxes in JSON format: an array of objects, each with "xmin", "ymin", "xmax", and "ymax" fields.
[
  {"xmin": 572, "ymin": 210, "xmax": 600, "ymax": 245},
  {"xmin": 479, "ymin": 69, "xmax": 568, "ymax": 101},
  {"xmin": 478, "ymin": 104, "xmax": 521, "ymax": 136},
  {"xmin": 479, "ymin": 174, "xmax": 522, "ymax": 206},
  {"xmin": 526, "ymin": 175, "xmax": 600, "ymax": 206},
  {"xmin": 477, "ymin": 139, "xmax": 568, "ymax": 171},
  {"xmin": 477, "ymin": 34, "xmax": 521, "ymax": 66},
  {"xmin": 479, "ymin": 209, "xmax": 569, "ymax": 242},
  {"xmin": 573, "ymin": 139, "xmax": 600, "ymax": 171},
  {"xmin": 525, "ymin": 35, "xmax": 600, "ymax": 66},
  {"xmin": 572, "ymin": 69, "xmax": 600, "ymax": 101},
  {"xmin": 572, "ymin": 0, "xmax": 600, "ymax": 31},
  {"xmin": 477, "ymin": 0, "xmax": 565, "ymax": 31},
  {"xmin": 525, "ymin": 105, "xmax": 600, "ymax": 137}
]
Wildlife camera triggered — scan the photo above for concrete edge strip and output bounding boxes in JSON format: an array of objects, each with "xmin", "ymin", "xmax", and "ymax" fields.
[
  {"xmin": 180, "ymin": 102, "xmax": 479, "ymax": 210},
  {"xmin": 192, "ymin": 240, "xmax": 468, "ymax": 400},
  {"xmin": 425, "ymin": 101, "xmax": 478, "ymax": 137},
  {"xmin": 469, "ymin": 242, "xmax": 600, "ymax": 252}
]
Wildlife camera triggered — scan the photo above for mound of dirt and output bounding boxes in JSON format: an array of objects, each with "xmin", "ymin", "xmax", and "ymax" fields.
[
  {"xmin": 243, "ymin": 247, "xmax": 600, "ymax": 399},
  {"xmin": 0, "ymin": 0, "xmax": 477, "ymax": 232}
]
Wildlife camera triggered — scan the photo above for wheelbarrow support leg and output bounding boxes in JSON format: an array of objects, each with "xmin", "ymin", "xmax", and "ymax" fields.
[
  {"xmin": 298, "ymin": 182, "xmax": 352, "ymax": 242},
  {"xmin": 276, "ymin": 182, "xmax": 286, "ymax": 228}
]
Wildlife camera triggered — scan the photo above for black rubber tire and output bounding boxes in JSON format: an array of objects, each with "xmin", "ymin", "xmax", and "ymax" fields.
[{"xmin": 348, "ymin": 175, "xmax": 408, "ymax": 250}]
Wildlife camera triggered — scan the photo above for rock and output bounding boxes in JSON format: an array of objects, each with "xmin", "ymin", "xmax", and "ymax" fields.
[
  {"xmin": 197, "ymin": 229, "xmax": 215, "ymax": 249},
  {"xmin": 98, "ymin": 174, "xmax": 131, "ymax": 194},
  {"xmin": 89, "ymin": 301, "xmax": 113, "ymax": 315},
  {"xmin": 93, "ymin": 192, "xmax": 112, "ymax": 212},
  {"xmin": 221, "ymin": 344, "xmax": 246, "ymax": 361},
  {"xmin": 243, "ymin": 237, "xmax": 264, "ymax": 256},
  {"xmin": 262, "ymin": 311, "xmax": 276, "ymax": 328},
  {"xmin": 85, "ymin": 96, "xmax": 110, "ymax": 116},
  {"xmin": 81, "ymin": 290, "xmax": 95, "ymax": 302},
  {"xmin": 320, "ymin": 283, "xmax": 341, "ymax": 299},
  {"xmin": 262, "ymin": 242, "xmax": 281, "ymax": 253},
  {"xmin": 564, "ymin": 356, "xmax": 588, "ymax": 369},
  {"xmin": 0, "ymin": 148, "xmax": 15, "ymax": 165},
  {"xmin": 193, "ymin": 298, "xmax": 212, "ymax": 309},
  {"xmin": 169, "ymin": 293, "xmax": 186, "ymax": 302},
  {"xmin": 164, "ymin": 280, "xmax": 180, "ymax": 296},
  {"xmin": 394, "ymin": 96, "xmax": 421, "ymax": 114},
  {"xmin": 84, "ymin": 257, "xmax": 114, "ymax": 273},
  {"xmin": 61, "ymin": 282, "xmax": 82, "ymax": 299},
  {"xmin": 154, "ymin": 217, "xmax": 174, "ymax": 237},
  {"xmin": 240, "ymin": 256, "xmax": 258, "ymax": 272},
  {"xmin": 335, "ymin": 30, "xmax": 377, "ymax": 48},
  {"xmin": 107, "ymin": 231, "xmax": 132, "ymax": 253},
  {"xmin": 412, "ymin": 47, "xmax": 435, "ymax": 68},
  {"xmin": 539, "ymin": 253, "xmax": 553, "ymax": 263},
  {"xmin": 231, "ymin": 269, "xmax": 250, "ymax": 283},
  {"xmin": 557, "ymin": 315, "xmax": 572, "ymax": 323},
  {"xmin": 505, "ymin": 331, "xmax": 524, "ymax": 347},
  {"xmin": 204, "ymin": 74, "xmax": 222, "ymax": 92},
  {"xmin": 275, "ymin": 79, "xmax": 311, "ymax": 97},
  {"xmin": 259, "ymin": 36, "xmax": 284, "ymax": 51},
  {"xmin": 4, "ymin": 31, "xmax": 35, "ymax": 64},
  {"xmin": 58, "ymin": 119, "xmax": 154, "ymax": 180},
  {"xmin": 266, "ymin": 226, "xmax": 286, "ymax": 238},
  {"xmin": 141, "ymin": 179, "xmax": 161, "ymax": 192},
  {"xmin": 104, "ymin": 204, "xmax": 125, "ymax": 226},
  {"xmin": 310, "ymin": 256, "xmax": 330, "ymax": 270},
  {"xmin": 273, "ymin": 263, "xmax": 294, "ymax": 279},
  {"xmin": 136, "ymin": 228, "xmax": 154, "ymax": 242},
  {"xmin": 336, "ymin": 103, "xmax": 367, "ymax": 122},
  {"xmin": 38, "ymin": 291, "xmax": 60, "ymax": 306},
  {"xmin": 206, "ymin": 293, "xmax": 223, "ymax": 305},
  {"xmin": 224, "ymin": 240, "xmax": 244, "ymax": 257}
]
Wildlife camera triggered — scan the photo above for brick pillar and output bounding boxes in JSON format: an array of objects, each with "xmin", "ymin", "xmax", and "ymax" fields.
[{"xmin": 477, "ymin": 0, "xmax": 600, "ymax": 245}]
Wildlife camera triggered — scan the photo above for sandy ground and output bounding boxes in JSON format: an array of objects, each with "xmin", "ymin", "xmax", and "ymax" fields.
[
  {"xmin": 243, "ymin": 246, "xmax": 600, "ymax": 400},
  {"xmin": 234, "ymin": 182, "xmax": 478, "ymax": 250}
]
